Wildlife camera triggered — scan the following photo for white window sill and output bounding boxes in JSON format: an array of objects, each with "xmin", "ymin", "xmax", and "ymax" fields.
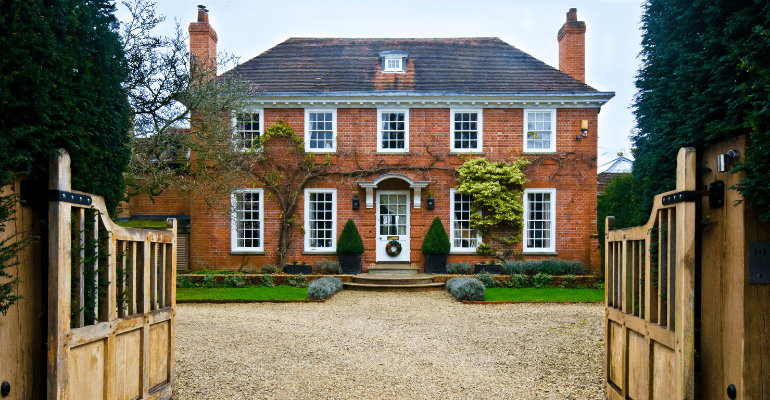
[
  {"xmin": 302, "ymin": 251, "xmax": 338, "ymax": 255},
  {"xmin": 523, "ymin": 151, "xmax": 557, "ymax": 155},
  {"xmin": 521, "ymin": 250, "xmax": 558, "ymax": 256},
  {"xmin": 450, "ymin": 250, "xmax": 478, "ymax": 254},
  {"xmin": 306, "ymin": 149, "xmax": 336, "ymax": 154},
  {"xmin": 376, "ymin": 151, "xmax": 410, "ymax": 155},
  {"xmin": 449, "ymin": 151, "xmax": 483, "ymax": 155},
  {"xmin": 230, "ymin": 250, "xmax": 265, "ymax": 255}
]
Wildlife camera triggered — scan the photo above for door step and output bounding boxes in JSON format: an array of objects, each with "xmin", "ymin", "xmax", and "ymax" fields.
[
  {"xmin": 343, "ymin": 273, "xmax": 445, "ymax": 291},
  {"xmin": 368, "ymin": 262, "xmax": 419, "ymax": 275}
]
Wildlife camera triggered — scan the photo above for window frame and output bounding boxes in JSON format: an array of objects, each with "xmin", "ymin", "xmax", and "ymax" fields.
[
  {"xmin": 383, "ymin": 57, "xmax": 404, "ymax": 73},
  {"xmin": 231, "ymin": 109, "xmax": 264, "ymax": 152},
  {"xmin": 377, "ymin": 109, "xmax": 409, "ymax": 153},
  {"xmin": 303, "ymin": 188, "xmax": 338, "ymax": 252},
  {"xmin": 304, "ymin": 109, "xmax": 337, "ymax": 153},
  {"xmin": 449, "ymin": 189, "xmax": 482, "ymax": 253},
  {"xmin": 523, "ymin": 109, "xmax": 556, "ymax": 153},
  {"xmin": 522, "ymin": 188, "xmax": 557, "ymax": 254},
  {"xmin": 449, "ymin": 109, "xmax": 483, "ymax": 152},
  {"xmin": 230, "ymin": 188, "xmax": 265, "ymax": 253}
]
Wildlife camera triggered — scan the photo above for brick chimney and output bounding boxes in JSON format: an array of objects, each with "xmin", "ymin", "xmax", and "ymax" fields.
[
  {"xmin": 557, "ymin": 8, "xmax": 586, "ymax": 82},
  {"xmin": 188, "ymin": 5, "xmax": 218, "ymax": 80}
]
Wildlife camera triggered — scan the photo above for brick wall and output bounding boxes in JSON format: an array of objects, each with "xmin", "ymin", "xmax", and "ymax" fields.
[
  {"xmin": 557, "ymin": 8, "xmax": 586, "ymax": 83},
  {"xmin": 126, "ymin": 186, "xmax": 190, "ymax": 216},
  {"xmin": 181, "ymin": 107, "xmax": 602, "ymax": 274}
]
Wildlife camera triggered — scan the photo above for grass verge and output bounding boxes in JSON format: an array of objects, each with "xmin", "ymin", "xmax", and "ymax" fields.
[
  {"xmin": 177, "ymin": 286, "xmax": 308, "ymax": 301},
  {"xmin": 484, "ymin": 288, "xmax": 604, "ymax": 302}
]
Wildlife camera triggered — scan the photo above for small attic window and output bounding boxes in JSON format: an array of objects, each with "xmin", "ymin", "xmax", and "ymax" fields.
[
  {"xmin": 384, "ymin": 58, "xmax": 402, "ymax": 72},
  {"xmin": 379, "ymin": 50, "xmax": 408, "ymax": 73}
]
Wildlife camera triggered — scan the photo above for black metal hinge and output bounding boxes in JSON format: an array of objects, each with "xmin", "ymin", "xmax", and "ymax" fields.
[
  {"xmin": 49, "ymin": 190, "xmax": 92, "ymax": 206},
  {"xmin": 661, "ymin": 191, "xmax": 698, "ymax": 206}
]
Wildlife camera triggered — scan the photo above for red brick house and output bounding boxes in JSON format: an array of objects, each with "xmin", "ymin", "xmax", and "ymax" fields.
[{"xmin": 126, "ymin": 7, "xmax": 613, "ymax": 274}]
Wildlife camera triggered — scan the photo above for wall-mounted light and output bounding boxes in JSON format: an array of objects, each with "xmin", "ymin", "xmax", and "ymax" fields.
[
  {"xmin": 352, "ymin": 196, "xmax": 360, "ymax": 210},
  {"xmin": 426, "ymin": 197, "xmax": 435, "ymax": 210},
  {"xmin": 581, "ymin": 120, "xmax": 589, "ymax": 137},
  {"xmin": 717, "ymin": 150, "xmax": 740, "ymax": 172}
]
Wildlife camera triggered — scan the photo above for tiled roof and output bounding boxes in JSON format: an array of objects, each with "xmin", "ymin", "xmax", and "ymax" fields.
[{"xmin": 222, "ymin": 38, "xmax": 601, "ymax": 95}]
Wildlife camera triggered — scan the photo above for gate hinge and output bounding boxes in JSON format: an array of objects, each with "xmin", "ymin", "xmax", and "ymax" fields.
[
  {"xmin": 49, "ymin": 190, "xmax": 92, "ymax": 206},
  {"xmin": 661, "ymin": 191, "xmax": 698, "ymax": 206}
]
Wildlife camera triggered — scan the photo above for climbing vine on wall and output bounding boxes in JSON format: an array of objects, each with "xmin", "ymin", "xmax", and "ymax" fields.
[{"xmin": 456, "ymin": 157, "xmax": 530, "ymax": 256}]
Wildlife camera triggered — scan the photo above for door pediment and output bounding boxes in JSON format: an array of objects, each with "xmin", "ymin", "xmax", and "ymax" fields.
[{"xmin": 357, "ymin": 173, "xmax": 429, "ymax": 208}]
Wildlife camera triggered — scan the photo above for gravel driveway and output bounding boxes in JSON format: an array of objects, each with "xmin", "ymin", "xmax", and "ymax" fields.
[{"xmin": 174, "ymin": 290, "xmax": 606, "ymax": 399}]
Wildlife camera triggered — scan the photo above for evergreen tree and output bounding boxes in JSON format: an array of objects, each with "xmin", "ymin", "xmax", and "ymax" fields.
[
  {"xmin": 0, "ymin": 0, "xmax": 130, "ymax": 213},
  {"xmin": 632, "ymin": 0, "xmax": 770, "ymax": 221}
]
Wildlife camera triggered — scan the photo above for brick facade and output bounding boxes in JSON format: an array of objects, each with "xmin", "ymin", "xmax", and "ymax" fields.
[{"xmin": 126, "ymin": 7, "xmax": 608, "ymax": 275}]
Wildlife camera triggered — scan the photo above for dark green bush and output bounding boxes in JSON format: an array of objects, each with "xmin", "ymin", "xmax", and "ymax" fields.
[
  {"xmin": 307, "ymin": 276, "xmax": 343, "ymax": 300},
  {"xmin": 532, "ymin": 273, "xmax": 553, "ymax": 289},
  {"xmin": 314, "ymin": 260, "xmax": 342, "ymax": 274},
  {"xmin": 261, "ymin": 264, "xmax": 277, "ymax": 274},
  {"xmin": 446, "ymin": 277, "xmax": 485, "ymax": 301},
  {"xmin": 561, "ymin": 274, "xmax": 577, "ymax": 289},
  {"xmin": 421, "ymin": 218, "xmax": 451, "ymax": 255},
  {"xmin": 261, "ymin": 274, "xmax": 275, "ymax": 288},
  {"xmin": 288, "ymin": 274, "xmax": 309, "ymax": 288},
  {"xmin": 200, "ymin": 275, "xmax": 216, "ymax": 288},
  {"xmin": 502, "ymin": 259, "xmax": 584, "ymax": 276},
  {"xmin": 476, "ymin": 271, "xmax": 498, "ymax": 289},
  {"xmin": 336, "ymin": 219, "xmax": 364, "ymax": 254},
  {"xmin": 176, "ymin": 276, "xmax": 194, "ymax": 288},
  {"xmin": 505, "ymin": 274, "xmax": 530, "ymax": 289},
  {"xmin": 447, "ymin": 262, "xmax": 472, "ymax": 274},
  {"xmin": 223, "ymin": 276, "xmax": 248, "ymax": 288}
]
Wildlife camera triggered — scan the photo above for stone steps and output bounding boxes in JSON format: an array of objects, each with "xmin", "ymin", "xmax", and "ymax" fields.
[
  {"xmin": 367, "ymin": 262, "xmax": 419, "ymax": 275},
  {"xmin": 344, "ymin": 272, "xmax": 445, "ymax": 291}
]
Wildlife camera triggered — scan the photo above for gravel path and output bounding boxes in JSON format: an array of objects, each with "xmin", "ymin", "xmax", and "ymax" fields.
[{"xmin": 174, "ymin": 290, "xmax": 606, "ymax": 399}]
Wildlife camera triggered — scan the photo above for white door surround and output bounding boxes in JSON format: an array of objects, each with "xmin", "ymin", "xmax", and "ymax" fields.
[{"xmin": 375, "ymin": 190, "xmax": 411, "ymax": 262}]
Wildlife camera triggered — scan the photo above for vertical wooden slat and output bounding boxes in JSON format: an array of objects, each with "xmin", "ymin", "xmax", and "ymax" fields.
[
  {"xmin": 622, "ymin": 239, "xmax": 630, "ymax": 313},
  {"xmin": 646, "ymin": 228, "xmax": 658, "ymax": 324},
  {"xmin": 668, "ymin": 208, "xmax": 677, "ymax": 330},
  {"xmin": 116, "ymin": 240, "xmax": 125, "ymax": 318},
  {"xmin": 91, "ymin": 211, "xmax": 99, "ymax": 323},
  {"xmin": 164, "ymin": 243, "xmax": 173, "ymax": 308},
  {"xmin": 47, "ymin": 150, "xmax": 72, "ymax": 400},
  {"xmin": 141, "ymin": 239, "xmax": 151, "ymax": 398},
  {"xmin": 158, "ymin": 243, "xmax": 165, "ymax": 308},
  {"xmin": 74, "ymin": 207, "xmax": 85, "ymax": 328},
  {"xmin": 632, "ymin": 241, "xmax": 640, "ymax": 317},
  {"xmin": 658, "ymin": 210, "xmax": 668, "ymax": 326},
  {"xmin": 617, "ymin": 241, "xmax": 622, "ymax": 309},
  {"xmin": 150, "ymin": 242, "xmax": 158, "ymax": 311},
  {"xmin": 167, "ymin": 219, "xmax": 177, "ymax": 387},
  {"xmin": 128, "ymin": 241, "xmax": 137, "ymax": 315},
  {"xmin": 605, "ymin": 217, "xmax": 613, "ymax": 309}
]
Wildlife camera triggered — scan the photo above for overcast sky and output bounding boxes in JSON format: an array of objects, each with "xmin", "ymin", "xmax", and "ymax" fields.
[{"xmin": 117, "ymin": 0, "xmax": 645, "ymax": 165}]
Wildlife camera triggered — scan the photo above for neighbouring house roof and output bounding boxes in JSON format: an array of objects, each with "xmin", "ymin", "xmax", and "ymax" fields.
[
  {"xmin": 598, "ymin": 156, "xmax": 633, "ymax": 174},
  {"xmin": 222, "ymin": 38, "xmax": 612, "ymax": 97}
]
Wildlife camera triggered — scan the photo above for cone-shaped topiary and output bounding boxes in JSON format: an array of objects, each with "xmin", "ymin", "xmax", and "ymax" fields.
[
  {"xmin": 421, "ymin": 217, "xmax": 451, "ymax": 255},
  {"xmin": 336, "ymin": 219, "xmax": 364, "ymax": 254}
]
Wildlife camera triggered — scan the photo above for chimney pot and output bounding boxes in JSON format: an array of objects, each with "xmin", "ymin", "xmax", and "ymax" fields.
[{"xmin": 567, "ymin": 8, "xmax": 577, "ymax": 21}]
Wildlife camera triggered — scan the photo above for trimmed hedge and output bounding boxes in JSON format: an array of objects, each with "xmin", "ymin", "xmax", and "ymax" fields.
[
  {"xmin": 446, "ymin": 277, "xmax": 485, "ymax": 301},
  {"xmin": 336, "ymin": 219, "xmax": 364, "ymax": 254},
  {"xmin": 307, "ymin": 276, "xmax": 343, "ymax": 300},
  {"xmin": 421, "ymin": 217, "xmax": 451, "ymax": 255},
  {"xmin": 502, "ymin": 259, "xmax": 584, "ymax": 276}
]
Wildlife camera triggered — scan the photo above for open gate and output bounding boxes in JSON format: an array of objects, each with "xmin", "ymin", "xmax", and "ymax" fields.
[
  {"xmin": 47, "ymin": 150, "xmax": 177, "ymax": 400},
  {"xmin": 604, "ymin": 148, "xmax": 696, "ymax": 400}
]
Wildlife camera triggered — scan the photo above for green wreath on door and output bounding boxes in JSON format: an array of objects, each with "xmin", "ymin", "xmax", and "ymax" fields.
[{"xmin": 386, "ymin": 240, "xmax": 402, "ymax": 257}]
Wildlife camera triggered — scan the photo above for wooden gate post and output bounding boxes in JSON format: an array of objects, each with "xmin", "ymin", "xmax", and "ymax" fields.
[
  {"xmin": 675, "ymin": 148, "xmax": 696, "ymax": 399},
  {"xmin": 47, "ymin": 150, "xmax": 72, "ymax": 400}
]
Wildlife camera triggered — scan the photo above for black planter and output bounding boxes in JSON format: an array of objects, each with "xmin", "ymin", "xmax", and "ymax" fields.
[
  {"xmin": 284, "ymin": 264, "xmax": 312, "ymax": 275},
  {"xmin": 424, "ymin": 254, "xmax": 447, "ymax": 274},
  {"xmin": 474, "ymin": 263, "xmax": 501, "ymax": 275},
  {"xmin": 339, "ymin": 253, "xmax": 362, "ymax": 274}
]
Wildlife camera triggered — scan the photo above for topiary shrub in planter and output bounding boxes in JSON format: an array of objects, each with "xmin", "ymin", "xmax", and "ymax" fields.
[
  {"xmin": 422, "ymin": 217, "xmax": 451, "ymax": 274},
  {"xmin": 446, "ymin": 277, "xmax": 485, "ymax": 301},
  {"xmin": 337, "ymin": 219, "xmax": 364, "ymax": 274},
  {"xmin": 307, "ymin": 276, "xmax": 343, "ymax": 300}
]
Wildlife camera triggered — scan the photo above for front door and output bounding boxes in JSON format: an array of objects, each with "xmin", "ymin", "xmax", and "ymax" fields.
[{"xmin": 376, "ymin": 191, "xmax": 410, "ymax": 262}]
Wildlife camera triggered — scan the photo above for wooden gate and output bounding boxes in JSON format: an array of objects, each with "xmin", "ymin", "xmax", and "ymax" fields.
[
  {"xmin": 604, "ymin": 148, "xmax": 696, "ymax": 400},
  {"xmin": 47, "ymin": 150, "xmax": 176, "ymax": 400}
]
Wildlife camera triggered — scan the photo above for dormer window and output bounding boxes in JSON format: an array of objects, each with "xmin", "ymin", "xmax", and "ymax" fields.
[
  {"xmin": 379, "ymin": 50, "xmax": 408, "ymax": 73},
  {"xmin": 385, "ymin": 58, "xmax": 402, "ymax": 72}
]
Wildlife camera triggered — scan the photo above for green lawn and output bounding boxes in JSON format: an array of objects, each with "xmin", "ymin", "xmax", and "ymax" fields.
[
  {"xmin": 177, "ymin": 286, "xmax": 308, "ymax": 301},
  {"xmin": 484, "ymin": 288, "xmax": 604, "ymax": 302}
]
